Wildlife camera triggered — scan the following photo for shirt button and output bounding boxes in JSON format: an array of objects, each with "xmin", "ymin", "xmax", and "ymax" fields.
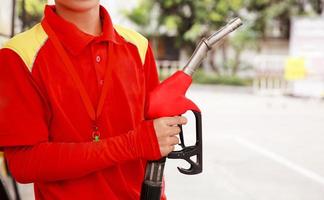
[
  {"xmin": 96, "ymin": 56, "xmax": 101, "ymax": 63},
  {"xmin": 99, "ymin": 80, "xmax": 104, "ymax": 85}
]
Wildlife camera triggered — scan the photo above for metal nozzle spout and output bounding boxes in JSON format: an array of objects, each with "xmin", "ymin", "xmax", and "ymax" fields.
[
  {"xmin": 206, "ymin": 17, "xmax": 243, "ymax": 48},
  {"xmin": 183, "ymin": 17, "xmax": 243, "ymax": 76}
]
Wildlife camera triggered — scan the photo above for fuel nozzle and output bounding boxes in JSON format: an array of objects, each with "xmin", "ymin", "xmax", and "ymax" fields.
[
  {"xmin": 140, "ymin": 17, "xmax": 243, "ymax": 200},
  {"xmin": 183, "ymin": 17, "xmax": 243, "ymax": 76}
]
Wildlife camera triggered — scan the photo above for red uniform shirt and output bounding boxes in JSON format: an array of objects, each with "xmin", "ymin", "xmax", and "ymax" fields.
[{"xmin": 0, "ymin": 5, "xmax": 165, "ymax": 200}]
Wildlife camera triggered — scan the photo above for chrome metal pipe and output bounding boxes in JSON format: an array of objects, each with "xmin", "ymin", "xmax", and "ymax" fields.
[{"xmin": 183, "ymin": 17, "xmax": 243, "ymax": 76}]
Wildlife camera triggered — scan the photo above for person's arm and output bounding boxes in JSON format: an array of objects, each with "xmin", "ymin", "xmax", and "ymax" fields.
[
  {"xmin": 4, "ymin": 121, "xmax": 160, "ymax": 183},
  {"xmin": 0, "ymin": 49, "xmax": 161, "ymax": 183}
]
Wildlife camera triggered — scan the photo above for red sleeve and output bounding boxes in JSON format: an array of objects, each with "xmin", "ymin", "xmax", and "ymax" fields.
[
  {"xmin": 0, "ymin": 48, "xmax": 49, "ymax": 147},
  {"xmin": 143, "ymin": 44, "xmax": 160, "ymax": 111},
  {"xmin": 1, "ymin": 48, "xmax": 161, "ymax": 183},
  {"xmin": 4, "ymin": 120, "xmax": 160, "ymax": 183}
]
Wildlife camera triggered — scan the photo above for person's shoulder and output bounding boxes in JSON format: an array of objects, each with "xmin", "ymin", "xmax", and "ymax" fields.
[
  {"xmin": 114, "ymin": 24, "xmax": 148, "ymax": 45},
  {"xmin": 114, "ymin": 25, "xmax": 148, "ymax": 64},
  {"xmin": 2, "ymin": 23, "xmax": 48, "ymax": 72}
]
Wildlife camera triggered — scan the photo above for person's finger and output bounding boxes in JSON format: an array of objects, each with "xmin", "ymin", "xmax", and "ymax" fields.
[
  {"xmin": 167, "ymin": 126, "xmax": 181, "ymax": 136},
  {"xmin": 165, "ymin": 116, "xmax": 187, "ymax": 126},
  {"xmin": 160, "ymin": 146, "xmax": 175, "ymax": 157},
  {"xmin": 168, "ymin": 136, "xmax": 180, "ymax": 145},
  {"xmin": 168, "ymin": 145, "xmax": 175, "ymax": 153}
]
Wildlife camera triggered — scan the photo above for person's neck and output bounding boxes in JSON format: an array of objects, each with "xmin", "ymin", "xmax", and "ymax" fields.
[{"xmin": 55, "ymin": 5, "xmax": 102, "ymax": 36}]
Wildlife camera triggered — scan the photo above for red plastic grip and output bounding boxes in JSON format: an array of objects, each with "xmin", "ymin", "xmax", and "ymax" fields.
[{"xmin": 146, "ymin": 71, "xmax": 200, "ymax": 119}]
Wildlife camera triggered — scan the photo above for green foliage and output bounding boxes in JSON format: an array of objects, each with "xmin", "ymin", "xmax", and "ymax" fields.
[
  {"xmin": 164, "ymin": 15, "xmax": 182, "ymax": 31},
  {"xmin": 183, "ymin": 23, "xmax": 202, "ymax": 42},
  {"xmin": 244, "ymin": 0, "xmax": 321, "ymax": 39},
  {"xmin": 230, "ymin": 23, "xmax": 259, "ymax": 51},
  {"xmin": 18, "ymin": 0, "xmax": 47, "ymax": 29},
  {"xmin": 130, "ymin": 0, "xmax": 242, "ymax": 47},
  {"xmin": 126, "ymin": 0, "xmax": 322, "ymax": 78},
  {"xmin": 125, "ymin": 1, "xmax": 153, "ymax": 26},
  {"xmin": 127, "ymin": 0, "xmax": 245, "ymax": 49},
  {"xmin": 158, "ymin": 69, "xmax": 251, "ymax": 86},
  {"xmin": 192, "ymin": 69, "xmax": 252, "ymax": 86}
]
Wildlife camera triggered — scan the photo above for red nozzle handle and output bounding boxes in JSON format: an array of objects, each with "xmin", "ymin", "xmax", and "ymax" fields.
[{"xmin": 146, "ymin": 71, "xmax": 200, "ymax": 119}]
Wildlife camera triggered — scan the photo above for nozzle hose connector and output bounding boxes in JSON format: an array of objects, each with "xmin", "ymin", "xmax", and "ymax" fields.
[
  {"xmin": 183, "ymin": 17, "xmax": 243, "ymax": 76},
  {"xmin": 140, "ymin": 18, "xmax": 243, "ymax": 200},
  {"xmin": 143, "ymin": 160, "xmax": 165, "ymax": 184},
  {"xmin": 140, "ymin": 158, "xmax": 166, "ymax": 200}
]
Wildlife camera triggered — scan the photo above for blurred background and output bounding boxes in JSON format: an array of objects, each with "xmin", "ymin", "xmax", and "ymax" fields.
[{"xmin": 0, "ymin": 0, "xmax": 324, "ymax": 200}]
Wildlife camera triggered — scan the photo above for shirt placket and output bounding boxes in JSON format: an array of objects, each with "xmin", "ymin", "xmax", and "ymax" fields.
[{"xmin": 91, "ymin": 42, "xmax": 108, "ymax": 93}]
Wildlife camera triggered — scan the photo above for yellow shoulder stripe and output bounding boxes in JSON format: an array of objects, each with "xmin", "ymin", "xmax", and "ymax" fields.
[
  {"xmin": 114, "ymin": 25, "xmax": 148, "ymax": 65},
  {"xmin": 3, "ymin": 23, "xmax": 48, "ymax": 72}
]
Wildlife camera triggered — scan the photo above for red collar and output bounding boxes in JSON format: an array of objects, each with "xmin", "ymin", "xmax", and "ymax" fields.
[{"xmin": 42, "ymin": 5, "xmax": 124, "ymax": 55}]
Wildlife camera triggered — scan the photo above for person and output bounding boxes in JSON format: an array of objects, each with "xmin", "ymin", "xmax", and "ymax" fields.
[{"xmin": 0, "ymin": 0, "xmax": 187, "ymax": 199}]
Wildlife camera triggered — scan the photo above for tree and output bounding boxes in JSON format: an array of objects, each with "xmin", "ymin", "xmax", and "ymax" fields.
[
  {"xmin": 18, "ymin": 0, "xmax": 46, "ymax": 31},
  {"xmin": 127, "ymin": 0, "xmax": 322, "ymax": 76},
  {"xmin": 127, "ymin": 0, "xmax": 245, "ymax": 75}
]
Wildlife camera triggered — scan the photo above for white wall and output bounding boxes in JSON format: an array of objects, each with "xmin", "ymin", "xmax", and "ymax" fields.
[
  {"xmin": 0, "ymin": 0, "xmax": 13, "ymax": 36},
  {"xmin": 100, "ymin": 0, "xmax": 138, "ymax": 27}
]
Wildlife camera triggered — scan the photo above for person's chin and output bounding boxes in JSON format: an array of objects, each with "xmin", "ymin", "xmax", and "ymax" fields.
[{"xmin": 56, "ymin": 0, "xmax": 100, "ymax": 12}]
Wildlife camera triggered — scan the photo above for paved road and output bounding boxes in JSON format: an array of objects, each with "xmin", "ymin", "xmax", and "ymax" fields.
[
  {"xmin": 165, "ymin": 85, "xmax": 324, "ymax": 200},
  {"xmin": 17, "ymin": 85, "xmax": 324, "ymax": 200}
]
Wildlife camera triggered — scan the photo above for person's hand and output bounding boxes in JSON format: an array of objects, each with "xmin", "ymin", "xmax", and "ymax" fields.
[{"xmin": 153, "ymin": 116, "xmax": 187, "ymax": 157}]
